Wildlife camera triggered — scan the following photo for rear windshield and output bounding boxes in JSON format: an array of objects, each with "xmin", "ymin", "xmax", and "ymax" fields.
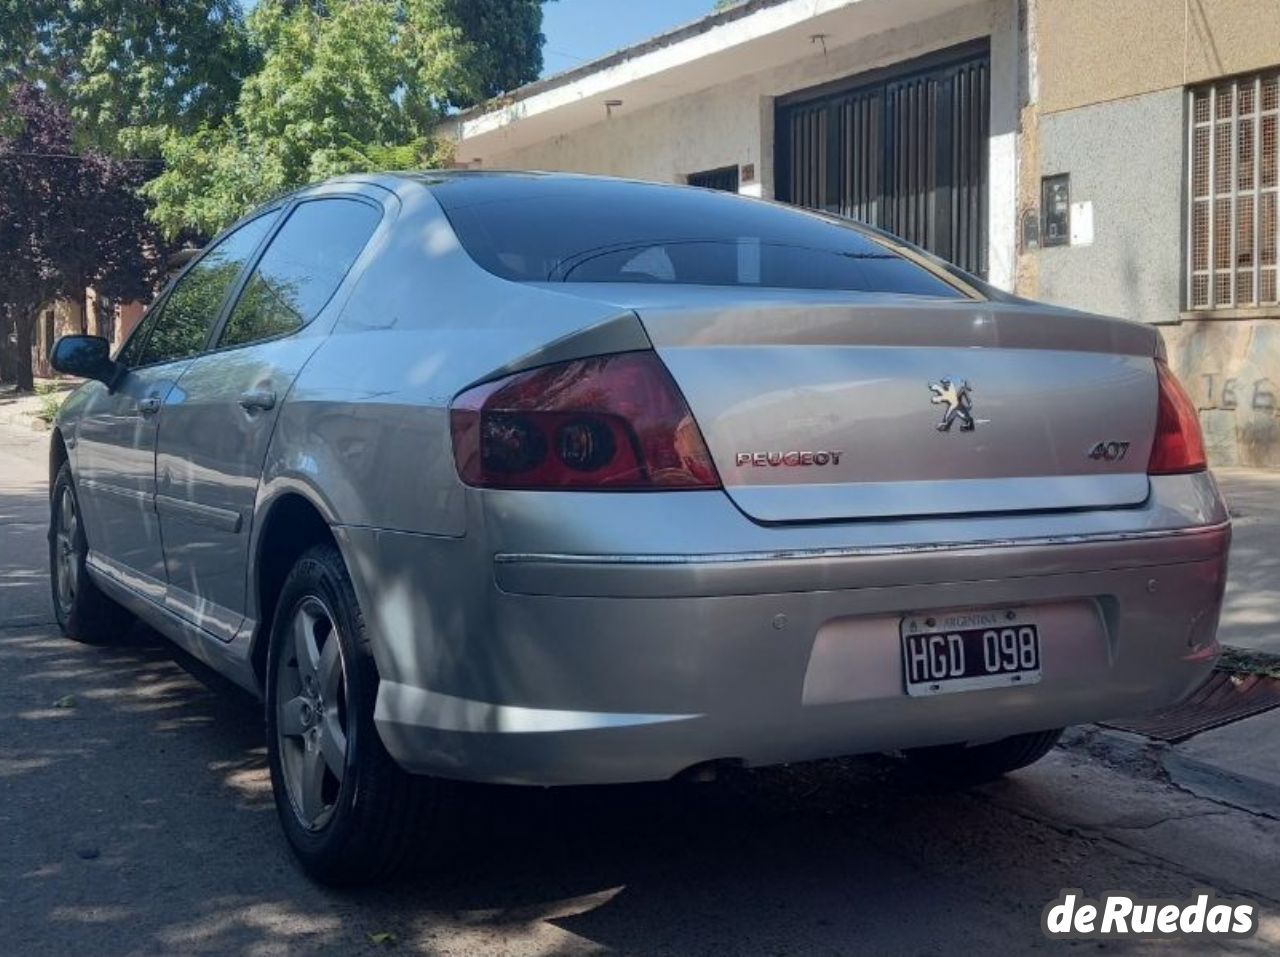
[{"xmin": 432, "ymin": 176, "xmax": 968, "ymax": 298}]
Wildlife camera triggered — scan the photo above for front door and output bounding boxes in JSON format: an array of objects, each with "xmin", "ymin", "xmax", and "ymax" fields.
[
  {"xmin": 155, "ymin": 195, "xmax": 386, "ymax": 641},
  {"xmin": 72, "ymin": 323, "xmax": 185, "ymax": 603},
  {"xmin": 72, "ymin": 211, "xmax": 281, "ymax": 604}
]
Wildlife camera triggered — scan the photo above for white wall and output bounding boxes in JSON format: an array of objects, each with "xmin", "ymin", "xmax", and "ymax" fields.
[{"xmin": 478, "ymin": 0, "xmax": 1020, "ymax": 289}]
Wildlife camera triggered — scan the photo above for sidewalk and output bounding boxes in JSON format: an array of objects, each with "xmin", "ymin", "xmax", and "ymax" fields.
[
  {"xmin": 1215, "ymin": 468, "xmax": 1280, "ymax": 657},
  {"xmin": 0, "ymin": 410, "xmax": 54, "ymax": 628}
]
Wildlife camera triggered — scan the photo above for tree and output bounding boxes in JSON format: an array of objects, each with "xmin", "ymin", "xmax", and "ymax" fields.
[
  {"xmin": 0, "ymin": 0, "xmax": 255, "ymax": 153},
  {"xmin": 0, "ymin": 85, "xmax": 166, "ymax": 391},
  {"xmin": 143, "ymin": 0, "xmax": 550, "ymax": 239}
]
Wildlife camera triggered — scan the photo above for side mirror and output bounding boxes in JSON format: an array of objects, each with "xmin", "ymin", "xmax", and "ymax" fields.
[{"xmin": 49, "ymin": 335, "xmax": 119, "ymax": 385}]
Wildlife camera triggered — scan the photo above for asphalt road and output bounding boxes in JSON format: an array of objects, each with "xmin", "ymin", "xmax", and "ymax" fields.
[{"xmin": 2, "ymin": 416, "xmax": 1280, "ymax": 956}]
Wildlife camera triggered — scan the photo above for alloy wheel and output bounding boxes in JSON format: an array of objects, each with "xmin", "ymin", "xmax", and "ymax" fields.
[
  {"xmin": 53, "ymin": 486, "xmax": 79, "ymax": 615},
  {"xmin": 276, "ymin": 595, "xmax": 350, "ymax": 831}
]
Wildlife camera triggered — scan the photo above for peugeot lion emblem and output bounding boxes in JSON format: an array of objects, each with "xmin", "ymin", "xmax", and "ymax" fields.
[{"xmin": 929, "ymin": 378, "xmax": 976, "ymax": 432}]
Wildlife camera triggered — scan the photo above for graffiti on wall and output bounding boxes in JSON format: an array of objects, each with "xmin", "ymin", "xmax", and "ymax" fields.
[
  {"xmin": 1164, "ymin": 319, "xmax": 1280, "ymax": 468},
  {"xmin": 1199, "ymin": 374, "xmax": 1277, "ymax": 414}
]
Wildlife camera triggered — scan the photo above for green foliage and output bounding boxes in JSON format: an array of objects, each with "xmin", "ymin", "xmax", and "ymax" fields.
[
  {"xmin": 0, "ymin": 85, "xmax": 166, "ymax": 391},
  {"xmin": 221, "ymin": 271, "xmax": 305, "ymax": 348},
  {"xmin": 0, "ymin": 0, "xmax": 255, "ymax": 152},
  {"xmin": 36, "ymin": 390, "xmax": 64, "ymax": 424},
  {"xmin": 143, "ymin": 0, "xmax": 548, "ymax": 239}
]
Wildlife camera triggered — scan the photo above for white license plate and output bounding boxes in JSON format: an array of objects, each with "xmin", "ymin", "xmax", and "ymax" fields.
[{"xmin": 901, "ymin": 607, "xmax": 1043, "ymax": 697}]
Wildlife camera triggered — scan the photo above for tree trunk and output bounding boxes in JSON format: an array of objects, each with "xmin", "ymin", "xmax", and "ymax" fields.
[
  {"xmin": 14, "ymin": 309, "xmax": 35, "ymax": 393},
  {"xmin": 0, "ymin": 312, "xmax": 14, "ymax": 385}
]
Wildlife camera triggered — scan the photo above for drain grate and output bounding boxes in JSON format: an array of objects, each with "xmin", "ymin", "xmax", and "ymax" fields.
[{"xmin": 1100, "ymin": 669, "xmax": 1280, "ymax": 743}]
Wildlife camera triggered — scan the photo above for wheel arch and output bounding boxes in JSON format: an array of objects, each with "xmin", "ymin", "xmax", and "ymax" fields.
[
  {"xmin": 249, "ymin": 488, "xmax": 346, "ymax": 691},
  {"xmin": 49, "ymin": 428, "xmax": 69, "ymax": 497}
]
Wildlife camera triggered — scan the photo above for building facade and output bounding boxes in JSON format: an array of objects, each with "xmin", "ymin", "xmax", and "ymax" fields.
[
  {"xmin": 441, "ymin": 0, "xmax": 1280, "ymax": 466},
  {"xmin": 30, "ymin": 292, "xmax": 146, "ymax": 379}
]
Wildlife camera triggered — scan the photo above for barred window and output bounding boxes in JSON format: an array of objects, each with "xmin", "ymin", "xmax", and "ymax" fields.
[{"xmin": 1187, "ymin": 73, "xmax": 1280, "ymax": 310}]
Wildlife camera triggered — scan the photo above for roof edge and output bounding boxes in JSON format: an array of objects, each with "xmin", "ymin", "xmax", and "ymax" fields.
[{"xmin": 452, "ymin": 0, "xmax": 799, "ymax": 124}]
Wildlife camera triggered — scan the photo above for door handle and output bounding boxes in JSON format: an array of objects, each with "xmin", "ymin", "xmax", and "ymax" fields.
[
  {"xmin": 238, "ymin": 389, "xmax": 277, "ymax": 412},
  {"xmin": 138, "ymin": 395, "xmax": 162, "ymax": 416}
]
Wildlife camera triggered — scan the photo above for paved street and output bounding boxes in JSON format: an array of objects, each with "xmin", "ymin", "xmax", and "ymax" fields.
[{"xmin": 3, "ymin": 414, "xmax": 1280, "ymax": 955}]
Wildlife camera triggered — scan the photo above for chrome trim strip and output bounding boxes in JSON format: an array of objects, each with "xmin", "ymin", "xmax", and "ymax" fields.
[
  {"xmin": 495, "ymin": 521, "xmax": 1231, "ymax": 567},
  {"xmin": 155, "ymin": 493, "xmax": 243, "ymax": 534},
  {"xmin": 80, "ymin": 479, "xmax": 151, "ymax": 505},
  {"xmin": 375, "ymin": 682, "xmax": 700, "ymax": 734}
]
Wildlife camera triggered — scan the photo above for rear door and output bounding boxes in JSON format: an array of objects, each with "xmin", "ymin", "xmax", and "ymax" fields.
[
  {"xmin": 155, "ymin": 193, "xmax": 386, "ymax": 641},
  {"xmin": 73, "ymin": 212, "xmax": 279, "ymax": 600}
]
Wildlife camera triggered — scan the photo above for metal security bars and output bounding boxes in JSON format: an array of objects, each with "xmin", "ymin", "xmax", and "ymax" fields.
[
  {"xmin": 776, "ymin": 42, "xmax": 990, "ymax": 277},
  {"xmin": 1187, "ymin": 72, "xmax": 1280, "ymax": 310}
]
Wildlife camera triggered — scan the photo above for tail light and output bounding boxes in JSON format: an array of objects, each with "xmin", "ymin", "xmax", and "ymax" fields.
[
  {"xmin": 1148, "ymin": 359, "xmax": 1207, "ymax": 475},
  {"xmin": 450, "ymin": 352, "xmax": 720, "ymax": 490}
]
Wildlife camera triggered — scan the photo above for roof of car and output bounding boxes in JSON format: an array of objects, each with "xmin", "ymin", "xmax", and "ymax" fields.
[{"xmin": 394, "ymin": 169, "xmax": 756, "ymax": 211}]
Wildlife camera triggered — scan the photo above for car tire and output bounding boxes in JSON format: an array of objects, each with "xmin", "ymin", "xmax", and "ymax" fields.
[
  {"xmin": 265, "ymin": 543, "xmax": 438, "ymax": 885},
  {"xmin": 49, "ymin": 462, "xmax": 134, "ymax": 644},
  {"xmin": 904, "ymin": 728, "xmax": 1063, "ymax": 785}
]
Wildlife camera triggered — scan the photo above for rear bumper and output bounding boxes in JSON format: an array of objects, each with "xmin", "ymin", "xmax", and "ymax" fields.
[{"xmin": 340, "ymin": 474, "xmax": 1231, "ymax": 786}]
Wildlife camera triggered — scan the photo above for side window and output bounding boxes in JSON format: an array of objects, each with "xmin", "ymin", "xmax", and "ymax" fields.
[
  {"xmin": 115, "ymin": 295, "xmax": 165, "ymax": 367},
  {"xmin": 219, "ymin": 199, "xmax": 382, "ymax": 349},
  {"xmin": 136, "ymin": 212, "xmax": 278, "ymax": 367}
]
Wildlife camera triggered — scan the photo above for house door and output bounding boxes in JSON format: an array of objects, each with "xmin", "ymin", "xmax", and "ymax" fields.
[{"xmin": 775, "ymin": 41, "xmax": 990, "ymax": 276}]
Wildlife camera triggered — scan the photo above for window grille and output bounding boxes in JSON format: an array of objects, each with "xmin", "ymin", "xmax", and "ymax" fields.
[{"xmin": 1187, "ymin": 73, "xmax": 1280, "ymax": 310}]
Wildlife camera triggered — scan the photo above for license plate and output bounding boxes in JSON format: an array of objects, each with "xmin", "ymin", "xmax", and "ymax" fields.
[{"xmin": 901, "ymin": 608, "xmax": 1042, "ymax": 696}]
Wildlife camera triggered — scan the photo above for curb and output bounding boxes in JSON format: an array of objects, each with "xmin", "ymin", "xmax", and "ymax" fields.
[
  {"xmin": 1061, "ymin": 723, "xmax": 1280, "ymax": 820},
  {"xmin": 1060, "ymin": 724, "xmax": 1168, "ymax": 776},
  {"xmin": 1161, "ymin": 749, "xmax": 1280, "ymax": 819}
]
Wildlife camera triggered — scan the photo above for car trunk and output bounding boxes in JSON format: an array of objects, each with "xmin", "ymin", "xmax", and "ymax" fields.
[{"xmin": 627, "ymin": 292, "xmax": 1160, "ymax": 523}]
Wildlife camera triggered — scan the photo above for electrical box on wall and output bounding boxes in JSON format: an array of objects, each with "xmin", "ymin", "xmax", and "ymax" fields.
[
  {"xmin": 1041, "ymin": 174, "xmax": 1070, "ymax": 247},
  {"xmin": 1021, "ymin": 209, "xmax": 1040, "ymax": 250},
  {"xmin": 1070, "ymin": 201, "xmax": 1094, "ymax": 246}
]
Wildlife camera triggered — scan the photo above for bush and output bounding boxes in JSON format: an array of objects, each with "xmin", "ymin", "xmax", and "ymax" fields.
[{"xmin": 36, "ymin": 391, "xmax": 64, "ymax": 424}]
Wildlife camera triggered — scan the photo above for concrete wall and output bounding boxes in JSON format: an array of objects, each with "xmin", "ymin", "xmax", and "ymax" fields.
[
  {"xmin": 1035, "ymin": 87, "xmax": 1185, "ymax": 326},
  {"xmin": 1038, "ymin": 0, "xmax": 1280, "ymax": 116},
  {"xmin": 484, "ymin": 70, "xmax": 769, "ymax": 188},
  {"xmin": 484, "ymin": 0, "xmax": 1021, "ymax": 290},
  {"xmin": 1163, "ymin": 319, "xmax": 1280, "ymax": 468}
]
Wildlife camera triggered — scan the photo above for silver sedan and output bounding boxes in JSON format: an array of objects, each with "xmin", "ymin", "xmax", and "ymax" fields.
[{"xmin": 48, "ymin": 172, "xmax": 1229, "ymax": 884}]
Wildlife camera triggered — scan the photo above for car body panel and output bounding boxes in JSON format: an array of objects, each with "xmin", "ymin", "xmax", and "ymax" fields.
[
  {"xmin": 262, "ymin": 184, "xmax": 637, "ymax": 541},
  {"xmin": 156, "ymin": 334, "xmax": 325, "ymax": 641},
  {"xmin": 352, "ymin": 477, "xmax": 1227, "ymax": 784},
  {"xmin": 71, "ymin": 361, "xmax": 191, "ymax": 604},
  {"xmin": 154, "ymin": 184, "xmax": 398, "ymax": 643}
]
